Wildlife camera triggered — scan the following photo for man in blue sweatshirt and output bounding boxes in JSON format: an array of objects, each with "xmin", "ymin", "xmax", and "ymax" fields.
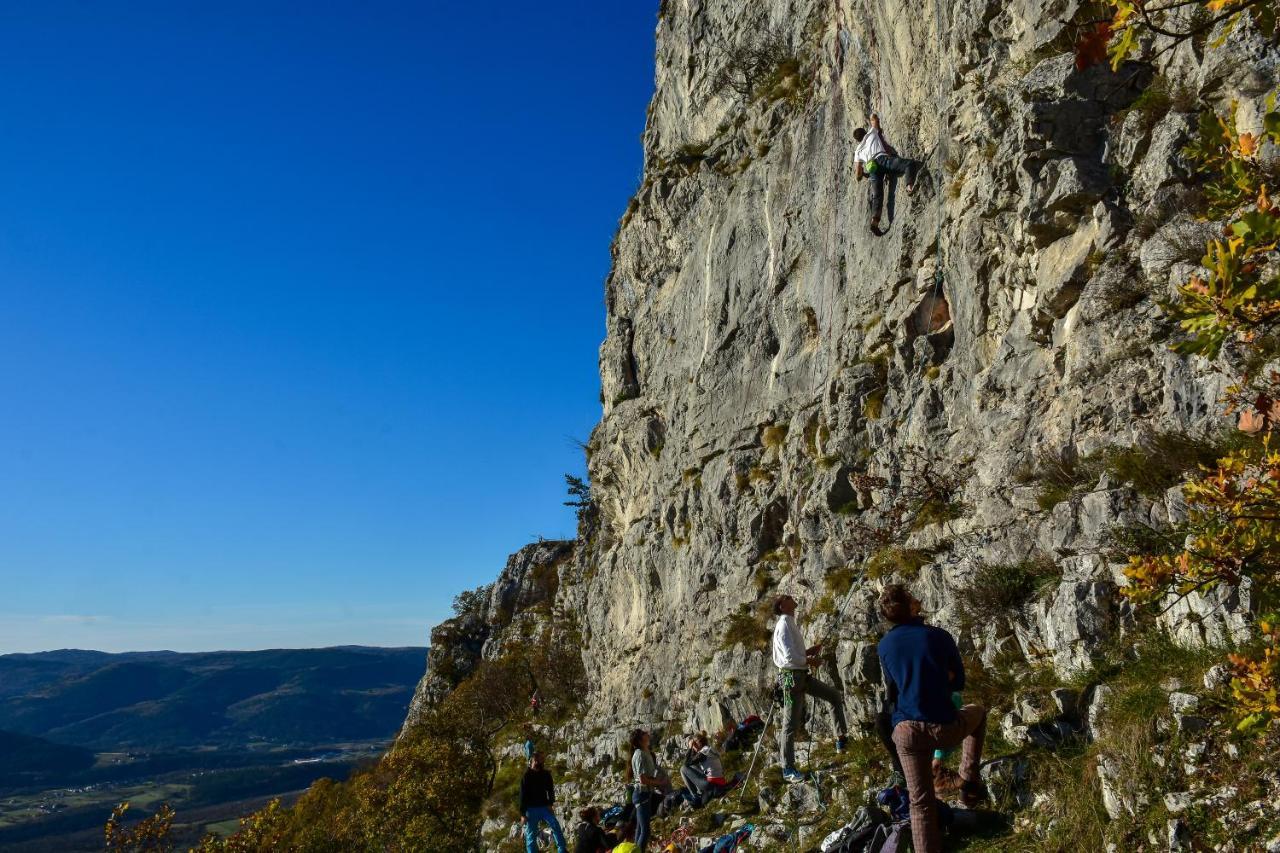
[{"xmin": 876, "ymin": 584, "xmax": 988, "ymax": 853}]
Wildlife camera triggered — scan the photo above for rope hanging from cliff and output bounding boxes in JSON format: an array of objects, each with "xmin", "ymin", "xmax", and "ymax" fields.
[{"xmin": 817, "ymin": 0, "xmax": 958, "ymax": 652}]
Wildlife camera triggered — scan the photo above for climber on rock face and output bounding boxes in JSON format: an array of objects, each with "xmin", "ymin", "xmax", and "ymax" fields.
[
  {"xmin": 772, "ymin": 594, "xmax": 849, "ymax": 782},
  {"xmin": 876, "ymin": 584, "xmax": 989, "ymax": 853},
  {"xmin": 853, "ymin": 113, "xmax": 922, "ymax": 236}
]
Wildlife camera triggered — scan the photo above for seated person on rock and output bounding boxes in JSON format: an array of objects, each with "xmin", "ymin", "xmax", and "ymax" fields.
[
  {"xmin": 853, "ymin": 112, "xmax": 922, "ymax": 235},
  {"xmin": 679, "ymin": 730, "xmax": 729, "ymax": 807},
  {"xmin": 572, "ymin": 806, "xmax": 613, "ymax": 853},
  {"xmin": 876, "ymin": 584, "xmax": 988, "ymax": 853}
]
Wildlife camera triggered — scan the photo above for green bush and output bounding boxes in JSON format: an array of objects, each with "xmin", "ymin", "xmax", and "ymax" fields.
[
  {"xmin": 866, "ymin": 546, "xmax": 933, "ymax": 579},
  {"xmin": 957, "ymin": 556, "xmax": 1061, "ymax": 626},
  {"xmin": 721, "ymin": 603, "xmax": 770, "ymax": 651}
]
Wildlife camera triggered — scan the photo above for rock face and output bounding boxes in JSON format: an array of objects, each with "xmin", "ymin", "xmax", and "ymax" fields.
[
  {"xmin": 408, "ymin": 0, "xmax": 1271, "ymax": 772},
  {"xmin": 401, "ymin": 540, "xmax": 573, "ymax": 733}
]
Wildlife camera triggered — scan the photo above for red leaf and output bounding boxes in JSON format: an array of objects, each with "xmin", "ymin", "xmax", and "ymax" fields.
[{"xmin": 1075, "ymin": 22, "xmax": 1112, "ymax": 71}]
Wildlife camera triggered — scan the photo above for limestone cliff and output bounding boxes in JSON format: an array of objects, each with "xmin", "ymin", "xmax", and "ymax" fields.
[{"xmin": 408, "ymin": 0, "xmax": 1279, "ymax": 847}]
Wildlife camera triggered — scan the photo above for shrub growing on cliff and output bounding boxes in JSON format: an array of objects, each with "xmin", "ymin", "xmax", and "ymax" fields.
[
  {"xmin": 711, "ymin": 26, "xmax": 799, "ymax": 100},
  {"xmin": 1111, "ymin": 92, "xmax": 1280, "ymax": 731},
  {"xmin": 721, "ymin": 603, "xmax": 770, "ymax": 651},
  {"xmin": 956, "ymin": 556, "xmax": 1061, "ymax": 629}
]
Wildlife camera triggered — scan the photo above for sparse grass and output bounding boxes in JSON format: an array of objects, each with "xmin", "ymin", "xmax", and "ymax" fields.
[
  {"xmin": 720, "ymin": 603, "xmax": 770, "ymax": 651},
  {"xmin": 761, "ymin": 423, "xmax": 789, "ymax": 450},
  {"xmin": 911, "ymin": 494, "xmax": 967, "ymax": 530},
  {"xmin": 752, "ymin": 567, "xmax": 776, "ymax": 597},
  {"xmin": 809, "ymin": 593, "xmax": 836, "ymax": 617},
  {"xmin": 1098, "ymin": 275, "xmax": 1152, "ymax": 311},
  {"xmin": 824, "ymin": 565, "xmax": 856, "ymax": 598},
  {"xmin": 747, "ymin": 465, "xmax": 774, "ymax": 485},
  {"xmin": 1024, "ymin": 430, "xmax": 1261, "ymax": 510},
  {"xmin": 1102, "ymin": 430, "xmax": 1257, "ymax": 498},
  {"xmin": 956, "ymin": 556, "xmax": 1062, "ymax": 628},
  {"xmin": 866, "ymin": 545, "xmax": 934, "ymax": 579},
  {"xmin": 863, "ymin": 387, "xmax": 886, "ymax": 420}
]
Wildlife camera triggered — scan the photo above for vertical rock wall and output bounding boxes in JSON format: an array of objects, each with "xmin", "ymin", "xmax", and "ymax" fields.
[{"xmin": 410, "ymin": 0, "xmax": 1276, "ymax": 763}]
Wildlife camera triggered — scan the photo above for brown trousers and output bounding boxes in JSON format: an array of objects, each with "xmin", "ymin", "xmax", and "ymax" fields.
[{"xmin": 892, "ymin": 704, "xmax": 987, "ymax": 853}]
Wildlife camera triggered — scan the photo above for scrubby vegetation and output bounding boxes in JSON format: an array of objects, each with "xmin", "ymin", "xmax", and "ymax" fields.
[{"xmin": 956, "ymin": 556, "xmax": 1062, "ymax": 628}]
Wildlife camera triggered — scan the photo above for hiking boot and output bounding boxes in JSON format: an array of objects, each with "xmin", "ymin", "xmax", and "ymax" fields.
[
  {"xmin": 782, "ymin": 768, "xmax": 807, "ymax": 784},
  {"xmin": 933, "ymin": 763, "xmax": 963, "ymax": 798},
  {"xmin": 960, "ymin": 779, "xmax": 990, "ymax": 808},
  {"xmin": 835, "ymin": 736, "xmax": 848, "ymax": 754}
]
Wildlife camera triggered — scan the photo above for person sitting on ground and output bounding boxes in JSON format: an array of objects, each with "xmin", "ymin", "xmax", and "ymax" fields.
[
  {"xmin": 772, "ymin": 594, "xmax": 850, "ymax": 782},
  {"xmin": 679, "ymin": 731, "xmax": 728, "ymax": 807},
  {"xmin": 520, "ymin": 752, "xmax": 568, "ymax": 853},
  {"xmin": 573, "ymin": 806, "xmax": 611, "ymax": 853},
  {"xmin": 853, "ymin": 112, "xmax": 922, "ymax": 235},
  {"xmin": 876, "ymin": 584, "xmax": 989, "ymax": 853},
  {"xmin": 628, "ymin": 729, "xmax": 666, "ymax": 851}
]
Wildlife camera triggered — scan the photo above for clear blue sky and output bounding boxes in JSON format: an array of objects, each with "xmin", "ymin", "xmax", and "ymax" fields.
[{"xmin": 0, "ymin": 2, "xmax": 658, "ymax": 653}]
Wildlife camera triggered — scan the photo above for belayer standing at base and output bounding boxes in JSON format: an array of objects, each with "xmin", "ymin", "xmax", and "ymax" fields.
[
  {"xmin": 854, "ymin": 112, "xmax": 922, "ymax": 235},
  {"xmin": 520, "ymin": 752, "xmax": 568, "ymax": 853},
  {"xmin": 772, "ymin": 594, "xmax": 849, "ymax": 782},
  {"xmin": 876, "ymin": 584, "xmax": 989, "ymax": 853}
]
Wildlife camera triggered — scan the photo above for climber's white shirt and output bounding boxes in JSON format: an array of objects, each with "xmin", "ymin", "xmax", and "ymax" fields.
[
  {"xmin": 772, "ymin": 614, "xmax": 808, "ymax": 670},
  {"xmin": 855, "ymin": 128, "xmax": 888, "ymax": 165}
]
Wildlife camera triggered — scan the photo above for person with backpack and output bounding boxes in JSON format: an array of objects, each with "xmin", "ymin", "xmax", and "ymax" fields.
[
  {"xmin": 853, "ymin": 112, "xmax": 921, "ymax": 235},
  {"xmin": 519, "ymin": 752, "xmax": 568, "ymax": 853},
  {"xmin": 572, "ymin": 806, "xmax": 611, "ymax": 853},
  {"xmin": 772, "ymin": 594, "xmax": 849, "ymax": 782},
  {"xmin": 876, "ymin": 584, "xmax": 989, "ymax": 853},
  {"xmin": 629, "ymin": 729, "xmax": 666, "ymax": 850}
]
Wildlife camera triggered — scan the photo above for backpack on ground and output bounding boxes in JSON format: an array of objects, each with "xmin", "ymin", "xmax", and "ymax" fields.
[
  {"xmin": 723, "ymin": 715, "xmax": 765, "ymax": 751},
  {"xmin": 865, "ymin": 819, "xmax": 911, "ymax": 853},
  {"xmin": 698, "ymin": 823, "xmax": 753, "ymax": 853},
  {"xmin": 875, "ymin": 783, "xmax": 910, "ymax": 822},
  {"xmin": 818, "ymin": 805, "xmax": 889, "ymax": 853}
]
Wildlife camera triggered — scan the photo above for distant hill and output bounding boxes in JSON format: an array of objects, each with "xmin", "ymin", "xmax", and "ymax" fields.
[
  {"xmin": 0, "ymin": 730, "xmax": 94, "ymax": 776},
  {"xmin": 0, "ymin": 646, "xmax": 426, "ymax": 752}
]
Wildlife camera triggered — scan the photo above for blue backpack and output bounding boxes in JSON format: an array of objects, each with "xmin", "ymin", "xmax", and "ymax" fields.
[{"xmin": 699, "ymin": 823, "xmax": 754, "ymax": 853}]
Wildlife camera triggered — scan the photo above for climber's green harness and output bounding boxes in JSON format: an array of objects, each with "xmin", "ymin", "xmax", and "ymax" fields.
[{"xmin": 779, "ymin": 670, "xmax": 799, "ymax": 707}]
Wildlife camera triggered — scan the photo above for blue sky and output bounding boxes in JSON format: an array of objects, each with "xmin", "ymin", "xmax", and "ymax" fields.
[{"xmin": 0, "ymin": 2, "xmax": 658, "ymax": 653}]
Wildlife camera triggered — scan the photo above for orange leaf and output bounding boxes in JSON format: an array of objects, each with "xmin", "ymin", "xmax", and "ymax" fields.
[
  {"xmin": 1075, "ymin": 22, "xmax": 1111, "ymax": 71},
  {"xmin": 1240, "ymin": 409, "xmax": 1266, "ymax": 434},
  {"xmin": 1240, "ymin": 133, "xmax": 1259, "ymax": 156}
]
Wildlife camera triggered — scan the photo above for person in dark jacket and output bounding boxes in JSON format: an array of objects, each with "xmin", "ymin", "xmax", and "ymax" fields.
[
  {"xmin": 573, "ymin": 806, "xmax": 611, "ymax": 853},
  {"xmin": 876, "ymin": 584, "xmax": 988, "ymax": 853},
  {"xmin": 520, "ymin": 752, "xmax": 568, "ymax": 853}
]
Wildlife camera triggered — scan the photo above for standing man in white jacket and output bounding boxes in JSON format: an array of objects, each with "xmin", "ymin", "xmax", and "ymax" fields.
[{"xmin": 772, "ymin": 594, "xmax": 849, "ymax": 782}]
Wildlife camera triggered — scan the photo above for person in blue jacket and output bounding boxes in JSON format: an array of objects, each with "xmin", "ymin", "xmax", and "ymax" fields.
[{"xmin": 876, "ymin": 583, "xmax": 988, "ymax": 853}]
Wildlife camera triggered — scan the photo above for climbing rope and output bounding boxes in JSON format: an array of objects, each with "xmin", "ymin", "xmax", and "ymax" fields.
[{"xmin": 735, "ymin": 701, "xmax": 778, "ymax": 807}]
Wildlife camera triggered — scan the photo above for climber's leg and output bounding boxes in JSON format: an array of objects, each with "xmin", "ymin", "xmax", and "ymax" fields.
[
  {"xmin": 876, "ymin": 711, "xmax": 905, "ymax": 775},
  {"xmin": 869, "ymin": 171, "xmax": 886, "ymax": 230},
  {"xmin": 802, "ymin": 673, "xmax": 848, "ymax": 739},
  {"xmin": 777, "ymin": 670, "xmax": 805, "ymax": 768},
  {"xmin": 893, "ymin": 721, "xmax": 945, "ymax": 853}
]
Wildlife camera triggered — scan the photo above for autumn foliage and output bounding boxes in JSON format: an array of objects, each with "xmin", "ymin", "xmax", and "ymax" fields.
[{"xmin": 1101, "ymin": 24, "xmax": 1280, "ymax": 729}]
